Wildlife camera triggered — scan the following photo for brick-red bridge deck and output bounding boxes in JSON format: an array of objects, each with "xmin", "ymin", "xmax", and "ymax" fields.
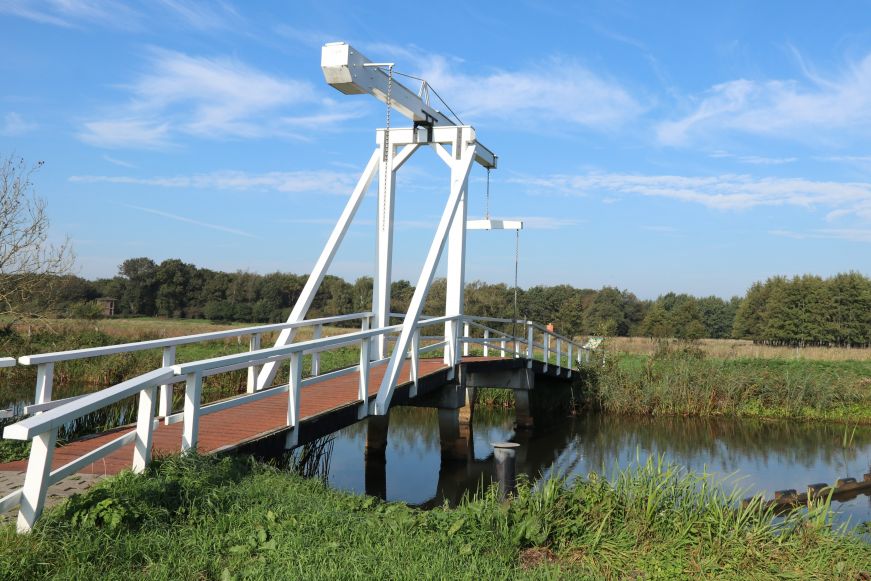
[{"xmin": 0, "ymin": 356, "xmax": 508, "ymax": 477}]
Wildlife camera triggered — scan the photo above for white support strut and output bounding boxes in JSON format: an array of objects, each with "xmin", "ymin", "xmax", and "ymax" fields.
[{"xmin": 373, "ymin": 143, "xmax": 478, "ymax": 414}]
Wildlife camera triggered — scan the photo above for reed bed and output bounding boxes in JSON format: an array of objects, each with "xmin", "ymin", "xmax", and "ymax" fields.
[{"xmin": 608, "ymin": 336, "xmax": 871, "ymax": 361}]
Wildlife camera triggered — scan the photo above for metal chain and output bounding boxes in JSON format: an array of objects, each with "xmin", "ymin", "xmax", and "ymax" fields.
[
  {"xmin": 381, "ymin": 65, "xmax": 393, "ymax": 232},
  {"xmin": 485, "ymin": 168, "xmax": 491, "ymax": 220}
]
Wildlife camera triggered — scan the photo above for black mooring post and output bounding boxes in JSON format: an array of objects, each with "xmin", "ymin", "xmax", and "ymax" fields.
[{"xmin": 492, "ymin": 442, "xmax": 520, "ymax": 499}]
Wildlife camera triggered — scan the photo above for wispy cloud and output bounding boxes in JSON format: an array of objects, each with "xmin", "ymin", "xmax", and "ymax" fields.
[
  {"xmin": 511, "ymin": 171, "xmax": 871, "ymax": 221},
  {"xmin": 155, "ymin": 0, "xmax": 240, "ymax": 30},
  {"xmin": 101, "ymin": 154, "xmax": 136, "ymax": 168},
  {"xmin": 78, "ymin": 48, "xmax": 361, "ymax": 149},
  {"xmin": 0, "ymin": 0, "xmax": 142, "ymax": 29},
  {"xmin": 123, "ymin": 204, "xmax": 260, "ymax": 238},
  {"xmin": 709, "ymin": 150, "xmax": 797, "ymax": 165},
  {"xmin": 658, "ymin": 51, "xmax": 871, "ymax": 146},
  {"xmin": 1, "ymin": 112, "xmax": 37, "ymax": 136},
  {"xmin": 360, "ymin": 44, "xmax": 645, "ymax": 131},
  {"xmin": 70, "ymin": 169, "xmax": 358, "ymax": 194},
  {"xmin": 770, "ymin": 228, "xmax": 871, "ymax": 243}
]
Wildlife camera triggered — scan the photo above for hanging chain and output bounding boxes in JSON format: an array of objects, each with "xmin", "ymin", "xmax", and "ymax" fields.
[
  {"xmin": 381, "ymin": 65, "xmax": 394, "ymax": 232},
  {"xmin": 485, "ymin": 168, "xmax": 491, "ymax": 220}
]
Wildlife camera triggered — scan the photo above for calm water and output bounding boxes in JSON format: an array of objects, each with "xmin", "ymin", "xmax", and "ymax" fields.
[{"xmin": 322, "ymin": 406, "xmax": 871, "ymax": 528}]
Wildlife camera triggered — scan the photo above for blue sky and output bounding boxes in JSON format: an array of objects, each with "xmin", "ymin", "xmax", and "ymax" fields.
[{"xmin": 2, "ymin": 0, "xmax": 871, "ymax": 299}]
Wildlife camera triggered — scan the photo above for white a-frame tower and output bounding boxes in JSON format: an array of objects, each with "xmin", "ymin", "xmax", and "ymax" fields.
[{"xmin": 256, "ymin": 42, "xmax": 497, "ymax": 415}]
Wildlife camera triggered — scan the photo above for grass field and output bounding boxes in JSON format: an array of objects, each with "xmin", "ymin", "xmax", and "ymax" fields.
[
  {"xmin": 1, "ymin": 453, "xmax": 868, "ymax": 580},
  {"xmin": 606, "ymin": 336, "xmax": 871, "ymax": 361}
]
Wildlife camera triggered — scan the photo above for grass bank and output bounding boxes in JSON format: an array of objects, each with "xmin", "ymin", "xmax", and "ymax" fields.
[
  {"xmin": 576, "ymin": 343, "xmax": 871, "ymax": 423},
  {"xmin": 0, "ymin": 453, "xmax": 868, "ymax": 579}
]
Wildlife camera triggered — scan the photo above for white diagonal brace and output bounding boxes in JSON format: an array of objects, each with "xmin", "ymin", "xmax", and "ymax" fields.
[
  {"xmin": 372, "ymin": 143, "xmax": 477, "ymax": 415},
  {"xmin": 257, "ymin": 148, "xmax": 381, "ymax": 390}
]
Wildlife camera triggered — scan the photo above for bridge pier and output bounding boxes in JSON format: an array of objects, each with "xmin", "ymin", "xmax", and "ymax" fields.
[{"xmin": 364, "ymin": 413, "xmax": 390, "ymax": 500}]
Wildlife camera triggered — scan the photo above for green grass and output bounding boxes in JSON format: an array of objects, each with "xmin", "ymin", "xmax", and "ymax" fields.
[
  {"xmin": 0, "ymin": 453, "xmax": 868, "ymax": 579},
  {"xmin": 577, "ymin": 344, "xmax": 871, "ymax": 423}
]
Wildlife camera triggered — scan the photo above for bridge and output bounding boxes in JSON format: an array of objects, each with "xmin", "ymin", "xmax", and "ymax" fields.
[{"xmin": 0, "ymin": 42, "xmax": 586, "ymax": 532}]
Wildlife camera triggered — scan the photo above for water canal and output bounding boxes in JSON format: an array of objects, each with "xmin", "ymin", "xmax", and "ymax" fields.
[
  {"xmin": 321, "ymin": 405, "xmax": 871, "ymax": 529},
  {"xmin": 3, "ymin": 382, "xmax": 871, "ymax": 530}
]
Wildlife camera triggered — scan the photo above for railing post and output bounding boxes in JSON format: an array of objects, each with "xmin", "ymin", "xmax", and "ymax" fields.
[
  {"xmin": 181, "ymin": 371, "xmax": 202, "ymax": 453},
  {"xmin": 543, "ymin": 333, "xmax": 550, "ymax": 372},
  {"xmin": 409, "ymin": 327, "xmax": 420, "ymax": 397},
  {"xmin": 158, "ymin": 345, "xmax": 176, "ymax": 421},
  {"xmin": 526, "ymin": 323, "xmax": 534, "ymax": 368},
  {"xmin": 483, "ymin": 329, "xmax": 490, "ymax": 357},
  {"xmin": 34, "ymin": 362, "xmax": 54, "ymax": 408},
  {"xmin": 312, "ymin": 325, "xmax": 322, "ymax": 376},
  {"xmin": 132, "ymin": 384, "xmax": 158, "ymax": 473},
  {"xmin": 567, "ymin": 343, "xmax": 573, "ymax": 378},
  {"xmin": 246, "ymin": 334, "xmax": 261, "ymax": 394},
  {"xmin": 500, "ymin": 338, "xmax": 506, "ymax": 358},
  {"xmin": 463, "ymin": 322, "xmax": 470, "ymax": 357},
  {"xmin": 556, "ymin": 338, "xmax": 562, "ymax": 373},
  {"xmin": 287, "ymin": 351, "xmax": 303, "ymax": 446},
  {"xmin": 17, "ymin": 428, "xmax": 57, "ymax": 533},
  {"xmin": 359, "ymin": 329, "xmax": 371, "ymax": 418}
]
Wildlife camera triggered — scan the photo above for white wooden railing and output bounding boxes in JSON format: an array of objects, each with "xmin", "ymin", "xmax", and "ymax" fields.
[{"xmin": 1, "ymin": 314, "xmax": 586, "ymax": 532}]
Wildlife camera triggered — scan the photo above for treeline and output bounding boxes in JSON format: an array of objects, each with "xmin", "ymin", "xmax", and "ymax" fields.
[
  {"xmin": 732, "ymin": 273, "xmax": 871, "ymax": 347},
  {"xmin": 38, "ymin": 257, "xmax": 871, "ymax": 346}
]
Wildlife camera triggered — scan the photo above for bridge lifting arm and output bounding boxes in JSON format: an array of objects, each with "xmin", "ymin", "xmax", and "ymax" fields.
[{"xmin": 321, "ymin": 42, "xmax": 497, "ymax": 169}]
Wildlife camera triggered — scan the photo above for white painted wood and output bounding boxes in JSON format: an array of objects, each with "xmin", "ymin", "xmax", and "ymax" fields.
[
  {"xmin": 374, "ymin": 138, "xmax": 396, "ymax": 360},
  {"xmin": 483, "ymin": 329, "xmax": 489, "ymax": 357},
  {"xmin": 18, "ymin": 313, "xmax": 368, "ymax": 366},
  {"xmin": 445, "ymin": 140, "xmax": 469, "ymax": 367},
  {"xmin": 24, "ymin": 393, "xmax": 86, "ymax": 415},
  {"xmin": 466, "ymin": 219, "xmax": 523, "ymax": 230},
  {"xmin": 34, "ymin": 362, "xmax": 53, "ymax": 407},
  {"xmin": 373, "ymin": 145, "xmax": 476, "ymax": 414},
  {"xmin": 0, "ymin": 488, "xmax": 22, "ymax": 514},
  {"xmin": 392, "ymin": 143, "xmax": 419, "ymax": 171},
  {"xmin": 132, "ymin": 386, "xmax": 157, "ymax": 473},
  {"xmin": 567, "ymin": 343, "xmax": 573, "ymax": 378},
  {"xmin": 358, "ymin": 321, "xmax": 370, "ymax": 419},
  {"xmin": 556, "ymin": 338, "xmax": 562, "ymax": 372},
  {"xmin": 199, "ymin": 384, "xmax": 290, "ymax": 417},
  {"xmin": 527, "ymin": 324, "xmax": 534, "ymax": 368},
  {"xmin": 0, "ymin": 357, "xmax": 15, "ymax": 367},
  {"xmin": 158, "ymin": 345, "xmax": 176, "ymax": 420},
  {"xmin": 49, "ymin": 430, "xmax": 136, "ymax": 484},
  {"xmin": 181, "ymin": 371, "xmax": 202, "ymax": 453},
  {"xmin": 246, "ymin": 333, "xmax": 261, "ymax": 393},
  {"xmin": 287, "ymin": 352, "xmax": 302, "ymax": 448},
  {"xmin": 543, "ymin": 333, "xmax": 550, "ymax": 372},
  {"xmin": 500, "ymin": 339, "xmax": 506, "ymax": 358},
  {"xmin": 17, "ymin": 429, "xmax": 57, "ymax": 532},
  {"xmin": 409, "ymin": 328, "xmax": 420, "ymax": 397},
  {"xmin": 257, "ymin": 149, "xmax": 381, "ymax": 390},
  {"xmin": 463, "ymin": 323, "xmax": 470, "ymax": 356},
  {"xmin": 310, "ymin": 327, "xmax": 321, "ymax": 377},
  {"xmin": 4, "ymin": 368, "xmax": 175, "ymax": 441}
]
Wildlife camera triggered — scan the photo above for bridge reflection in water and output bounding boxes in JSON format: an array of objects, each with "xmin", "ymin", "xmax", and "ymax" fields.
[{"xmin": 295, "ymin": 407, "xmax": 871, "ymax": 529}]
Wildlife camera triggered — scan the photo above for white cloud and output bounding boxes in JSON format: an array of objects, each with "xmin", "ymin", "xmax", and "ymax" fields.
[
  {"xmin": 78, "ymin": 48, "xmax": 361, "ymax": 149},
  {"xmin": 511, "ymin": 171, "xmax": 871, "ymax": 221},
  {"xmin": 123, "ymin": 204, "xmax": 260, "ymax": 238},
  {"xmin": 770, "ymin": 228, "xmax": 871, "ymax": 243},
  {"xmin": 1, "ymin": 112, "xmax": 37, "ymax": 135},
  {"xmin": 658, "ymin": 52, "xmax": 871, "ymax": 145},
  {"xmin": 359, "ymin": 44, "xmax": 644, "ymax": 131},
  {"xmin": 70, "ymin": 169, "xmax": 358, "ymax": 195},
  {"xmin": 0, "ymin": 0, "xmax": 141, "ymax": 29},
  {"xmin": 155, "ymin": 0, "xmax": 240, "ymax": 30},
  {"xmin": 102, "ymin": 154, "xmax": 136, "ymax": 168},
  {"xmin": 709, "ymin": 151, "xmax": 797, "ymax": 165}
]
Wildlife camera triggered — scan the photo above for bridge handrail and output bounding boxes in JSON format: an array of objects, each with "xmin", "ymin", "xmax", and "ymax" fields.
[
  {"xmin": 4, "ymin": 368, "xmax": 173, "ymax": 441},
  {"xmin": 17, "ymin": 312, "xmax": 373, "ymax": 365}
]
